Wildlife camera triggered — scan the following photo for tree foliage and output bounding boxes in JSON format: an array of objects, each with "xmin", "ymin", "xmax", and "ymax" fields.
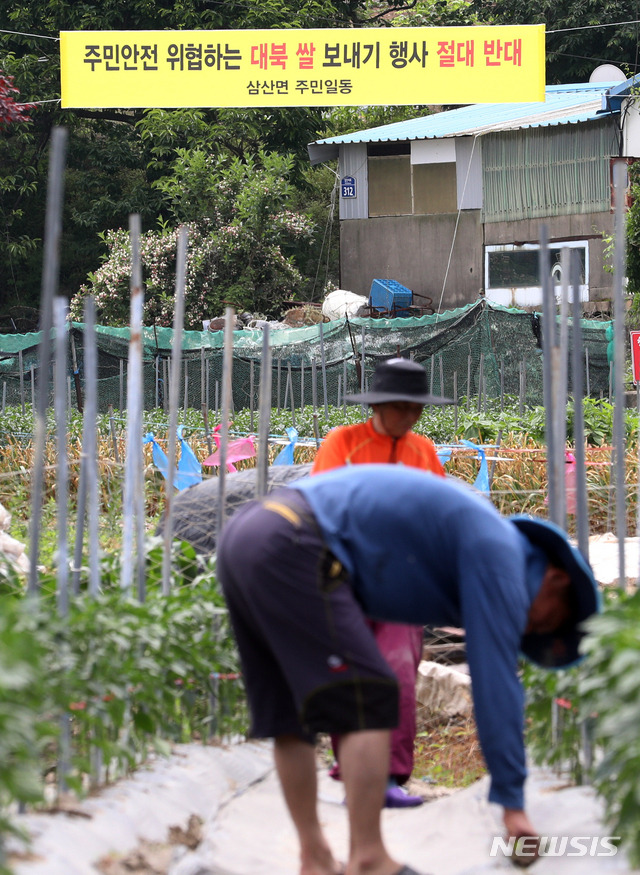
[
  {"xmin": 468, "ymin": 0, "xmax": 640, "ymax": 83},
  {"xmin": 3, "ymin": 0, "xmax": 401, "ymax": 318},
  {"xmin": 70, "ymin": 151, "xmax": 315, "ymax": 325}
]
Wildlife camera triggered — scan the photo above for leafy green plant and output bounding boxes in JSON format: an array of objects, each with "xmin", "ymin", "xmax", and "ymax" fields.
[
  {"xmin": 0, "ymin": 539, "xmax": 245, "ymax": 857},
  {"xmin": 522, "ymin": 659, "xmax": 588, "ymax": 784},
  {"xmin": 0, "ymin": 596, "xmax": 56, "ymax": 872},
  {"xmin": 580, "ymin": 591, "xmax": 640, "ymax": 865},
  {"xmin": 522, "ymin": 589, "xmax": 640, "ymax": 866}
]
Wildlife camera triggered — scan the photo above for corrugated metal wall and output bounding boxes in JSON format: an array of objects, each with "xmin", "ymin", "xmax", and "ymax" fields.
[
  {"xmin": 338, "ymin": 144, "xmax": 368, "ymax": 220},
  {"xmin": 482, "ymin": 119, "xmax": 619, "ymax": 222}
]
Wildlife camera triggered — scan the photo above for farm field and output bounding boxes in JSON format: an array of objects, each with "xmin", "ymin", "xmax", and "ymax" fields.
[{"xmin": 1, "ymin": 397, "xmax": 640, "ymax": 870}]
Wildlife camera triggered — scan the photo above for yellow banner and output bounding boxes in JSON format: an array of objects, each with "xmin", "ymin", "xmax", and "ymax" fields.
[{"xmin": 60, "ymin": 26, "xmax": 545, "ymax": 109}]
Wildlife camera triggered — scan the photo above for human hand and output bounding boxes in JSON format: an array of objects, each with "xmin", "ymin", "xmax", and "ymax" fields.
[{"xmin": 502, "ymin": 809, "xmax": 540, "ymax": 868}]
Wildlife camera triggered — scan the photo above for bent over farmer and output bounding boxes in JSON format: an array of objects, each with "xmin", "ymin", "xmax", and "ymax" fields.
[{"xmin": 217, "ymin": 465, "xmax": 600, "ymax": 875}]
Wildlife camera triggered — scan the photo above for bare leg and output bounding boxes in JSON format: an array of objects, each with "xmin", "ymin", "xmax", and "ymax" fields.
[
  {"xmin": 274, "ymin": 734, "xmax": 341, "ymax": 875},
  {"xmin": 339, "ymin": 730, "xmax": 402, "ymax": 875}
]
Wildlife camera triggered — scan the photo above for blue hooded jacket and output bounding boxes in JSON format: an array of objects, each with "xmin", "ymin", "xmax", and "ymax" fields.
[{"xmin": 292, "ymin": 464, "xmax": 548, "ymax": 810}]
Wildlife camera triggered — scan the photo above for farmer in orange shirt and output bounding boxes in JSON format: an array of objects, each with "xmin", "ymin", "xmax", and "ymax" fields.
[{"xmin": 311, "ymin": 357, "xmax": 451, "ymax": 807}]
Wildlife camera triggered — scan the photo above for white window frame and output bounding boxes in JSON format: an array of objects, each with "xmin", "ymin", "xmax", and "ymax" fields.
[{"xmin": 484, "ymin": 240, "xmax": 589, "ymax": 308}]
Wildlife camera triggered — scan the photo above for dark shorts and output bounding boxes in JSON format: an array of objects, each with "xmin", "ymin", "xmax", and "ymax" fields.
[{"xmin": 217, "ymin": 487, "xmax": 399, "ymax": 742}]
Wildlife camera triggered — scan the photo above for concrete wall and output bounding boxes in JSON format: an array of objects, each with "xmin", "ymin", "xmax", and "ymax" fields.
[
  {"xmin": 484, "ymin": 211, "xmax": 615, "ymax": 306},
  {"xmin": 339, "ymin": 208, "xmax": 615, "ymax": 312},
  {"xmin": 339, "ymin": 211, "xmax": 483, "ymax": 310}
]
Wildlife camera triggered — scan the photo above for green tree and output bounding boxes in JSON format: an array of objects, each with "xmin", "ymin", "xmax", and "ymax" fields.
[
  {"xmin": 1, "ymin": 0, "xmax": 426, "ymax": 321},
  {"xmin": 468, "ymin": 0, "xmax": 640, "ymax": 84},
  {"xmin": 70, "ymin": 151, "xmax": 315, "ymax": 324}
]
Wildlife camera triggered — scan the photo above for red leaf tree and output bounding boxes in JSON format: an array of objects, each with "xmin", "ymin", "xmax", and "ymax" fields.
[{"xmin": 0, "ymin": 71, "xmax": 33, "ymax": 126}]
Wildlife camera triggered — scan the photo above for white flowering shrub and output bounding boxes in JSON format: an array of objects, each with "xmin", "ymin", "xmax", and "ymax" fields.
[{"xmin": 70, "ymin": 151, "xmax": 315, "ymax": 326}]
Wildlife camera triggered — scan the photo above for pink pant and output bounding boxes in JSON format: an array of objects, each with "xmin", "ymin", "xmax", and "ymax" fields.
[{"xmin": 331, "ymin": 621, "xmax": 423, "ymax": 783}]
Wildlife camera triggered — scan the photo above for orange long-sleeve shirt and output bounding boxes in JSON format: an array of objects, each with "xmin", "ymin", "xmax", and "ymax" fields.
[{"xmin": 311, "ymin": 418, "xmax": 444, "ymax": 475}]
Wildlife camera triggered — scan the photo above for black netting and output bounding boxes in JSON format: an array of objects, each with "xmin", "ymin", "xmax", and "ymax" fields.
[{"xmin": 0, "ymin": 301, "xmax": 611, "ymax": 414}]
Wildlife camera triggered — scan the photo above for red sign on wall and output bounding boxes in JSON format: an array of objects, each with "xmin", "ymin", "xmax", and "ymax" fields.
[{"xmin": 631, "ymin": 331, "xmax": 640, "ymax": 383}]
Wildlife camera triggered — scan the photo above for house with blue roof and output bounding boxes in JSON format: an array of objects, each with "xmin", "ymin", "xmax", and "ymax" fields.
[{"xmin": 308, "ymin": 77, "xmax": 640, "ymax": 313}]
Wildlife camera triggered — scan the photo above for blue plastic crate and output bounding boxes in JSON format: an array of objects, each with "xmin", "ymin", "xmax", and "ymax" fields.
[{"xmin": 369, "ymin": 279, "xmax": 413, "ymax": 315}]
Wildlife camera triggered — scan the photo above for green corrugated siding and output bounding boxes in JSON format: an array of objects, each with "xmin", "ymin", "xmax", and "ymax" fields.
[{"xmin": 482, "ymin": 120, "xmax": 619, "ymax": 222}]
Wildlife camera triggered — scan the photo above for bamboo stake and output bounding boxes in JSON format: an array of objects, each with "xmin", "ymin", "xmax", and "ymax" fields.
[
  {"xmin": 120, "ymin": 215, "xmax": 146, "ymax": 599},
  {"xmin": 540, "ymin": 225, "xmax": 560, "ymax": 526},
  {"xmin": 200, "ymin": 346, "xmax": 205, "ymax": 412},
  {"xmin": 70, "ymin": 332, "xmax": 83, "ymax": 412},
  {"xmin": 215, "ymin": 306, "xmax": 235, "ymax": 542},
  {"xmin": 256, "ymin": 325, "xmax": 272, "ymax": 498},
  {"xmin": 360, "ymin": 327, "xmax": 366, "ymax": 421},
  {"xmin": 108, "ymin": 405, "xmax": 119, "ymax": 464},
  {"xmin": 29, "ymin": 126, "xmax": 67, "ymax": 596},
  {"xmin": 54, "ymin": 299, "xmax": 71, "ymax": 799},
  {"xmin": 277, "ymin": 359, "xmax": 282, "ymax": 412},
  {"xmin": 571, "ymin": 251, "xmax": 590, "ymax": 560},
  {"xmin": 287, "ymin": 360, "xmax": 296, "ymax": 428},
  {"xmin": 73, "ymin": 297, "xmax": 100, "ymax": 596},
  {"xmin": 249, "ymin": 359, "xmax": 255, "ymax": 432},
  {"xmin": 612, "ymin": 159, "xmax": 628, "ymax": 586},
  {"xmin": 343, "ymin": 358, "xmax": 347, "ymax": 415},
  {"xmin": 84, "ymin": 298, "xmax": 100, "ymax": 598},
  {"xmin": 18, "ymin": 349, "xmax": 24, "ymax": 414},
  {"xmin": 54, "ymin": 297, "xmax": 69, "ymax": 616},
  {"xmin": 161, "ymin": 226, "xmax": 188, "ymax": 597},
  {"xmin": 311, "ymin": 358, "xmax": 318, "ymax": 421},
  {"xmin": 319, "ymin": 321, "xmax": 328, "ymax": 419},
  {"xmin": 453, "ymin": 371, "xmax": 458, "ymax": 434}
]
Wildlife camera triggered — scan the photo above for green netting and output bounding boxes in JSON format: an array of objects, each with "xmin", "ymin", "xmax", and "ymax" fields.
[{"xmin": 0, "ymin": 301, "xmax": 611, "ymax": 414}]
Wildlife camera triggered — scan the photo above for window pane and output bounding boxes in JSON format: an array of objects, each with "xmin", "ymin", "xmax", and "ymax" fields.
[
  {"xmin": 413, "ymin": 163, "xmax": 457, "ymax": 215},
  {"xmin": 488, "ymin": 251, "xmax": 540, "ymax": 288},
  {"xmin": 488, "ymin": 246, "xmax": 586, "ymax": 288},
  {"xmin": 368, "ymin": 156, "xmax": 411, "ymax": 217}
]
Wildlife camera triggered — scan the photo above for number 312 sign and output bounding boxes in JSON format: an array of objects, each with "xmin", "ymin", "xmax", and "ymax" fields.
[{"xmin": 341, "ymin": 176, "xmax": 356, "ymax": 198}]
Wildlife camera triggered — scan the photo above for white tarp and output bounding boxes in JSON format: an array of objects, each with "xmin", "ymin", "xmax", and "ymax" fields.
[{"xmin": 322, "ymin": 289, "xmax": 368, "ymax": 320}]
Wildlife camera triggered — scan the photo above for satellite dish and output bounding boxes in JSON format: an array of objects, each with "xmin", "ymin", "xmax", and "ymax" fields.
[{"xmin": 589, "ymin": 64, "xmax": 627, "ymax": 83}]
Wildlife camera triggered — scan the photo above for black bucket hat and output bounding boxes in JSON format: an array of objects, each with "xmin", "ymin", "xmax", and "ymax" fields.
[
  {"xmin": 510, "ymin": 515, "xmax": 601, "ymax": 669},
  {"xmin": 345, "ymin": 357, "xmax": 453, "ymax": 406}
]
